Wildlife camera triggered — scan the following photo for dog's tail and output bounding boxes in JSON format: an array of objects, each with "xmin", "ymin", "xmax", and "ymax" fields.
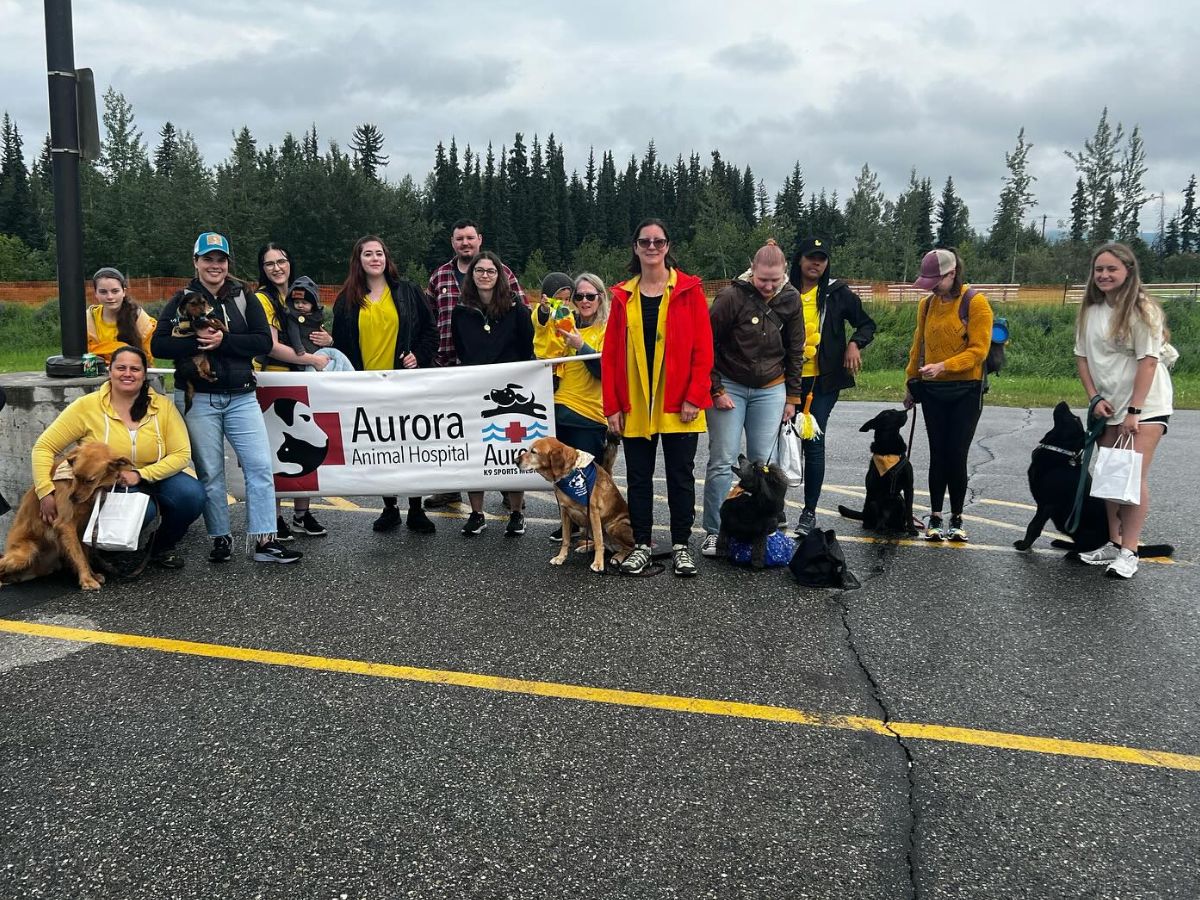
[
  {"xmin": 600, "ymin": 432, "xmax": 621, "ymax": 474},
  {"xmin": 1052, "ymin": 538, "xmax": 1175, "ymax": 559},
  {"xmin": 837, "ymin": 505, "xmax": 864, "ymax": 521}
]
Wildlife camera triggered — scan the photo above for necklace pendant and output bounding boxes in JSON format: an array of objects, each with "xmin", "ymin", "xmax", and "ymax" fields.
[{"xmin": 483, "ymin": 323, "xmax": 491, "ymax": 333}]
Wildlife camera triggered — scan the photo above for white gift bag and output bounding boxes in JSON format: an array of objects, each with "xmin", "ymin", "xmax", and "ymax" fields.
[
  {"xmin": 84, "ymin": 486, "xmax": 151, "ymax": 552},
  {"xmin": 777, "ymin": 421, "xmax": 804, "ymax": 488},
  {"xmin": 1090, "ymin": 434, "xmax": 1142, "ymax": 506}
]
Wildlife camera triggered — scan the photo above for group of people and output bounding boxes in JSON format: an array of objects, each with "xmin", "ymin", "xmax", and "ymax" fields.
[{"xmin": 25, "ymin": 215, "xmax": 1172, "ymax": 581}]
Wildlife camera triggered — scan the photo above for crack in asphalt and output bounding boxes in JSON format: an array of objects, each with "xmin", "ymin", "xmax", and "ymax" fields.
[
  {"xmin": 834, "ymin": 561, "xmax": 920, "ymax": 900},
  {"xmin": 966, "ymin": 405, "xmax": 1035, "ymax": 507}
]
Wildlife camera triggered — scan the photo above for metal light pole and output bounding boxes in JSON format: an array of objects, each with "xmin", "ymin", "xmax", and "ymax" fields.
[{"xmin": 44, "ymin": 0, "xmax": 87, "ymax": 376}]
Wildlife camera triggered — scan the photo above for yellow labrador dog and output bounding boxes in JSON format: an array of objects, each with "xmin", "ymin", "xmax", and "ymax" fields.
[{"xmin": 518, "ymin": 437, "xmax": 634, "ymax": 572}]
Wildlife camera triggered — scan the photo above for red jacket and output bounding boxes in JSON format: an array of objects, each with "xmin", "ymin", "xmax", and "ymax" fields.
[{"xmin": 602, "ymin": 270, "xmax": 714, "ymax": 421}]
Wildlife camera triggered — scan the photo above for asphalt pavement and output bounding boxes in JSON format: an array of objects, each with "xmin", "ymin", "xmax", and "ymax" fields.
[{"xmin": 1, "ymin": 401, "xmax": 1197, "ymax": 899}]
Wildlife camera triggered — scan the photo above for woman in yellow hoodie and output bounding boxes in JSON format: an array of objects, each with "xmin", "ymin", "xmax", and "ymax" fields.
[
  {"xmin": 903, "ymin": 247, "xmax": 993, "ymax": 542},
  {"xmin": 32, "ymin": 345, "xmax": 205, "ymax": 568}
]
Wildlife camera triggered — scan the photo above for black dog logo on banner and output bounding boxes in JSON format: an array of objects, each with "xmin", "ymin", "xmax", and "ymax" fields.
[{"xmin": 482, "ymin": 383, "xmax": 547, "ymax": 420}]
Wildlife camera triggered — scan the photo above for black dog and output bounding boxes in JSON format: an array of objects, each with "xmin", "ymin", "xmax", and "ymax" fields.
[
  {"xmin": 716, "ymin": 455, "xmax": 789, "ymax": 568},
  {"xmin": 838, "ymin": 408, "xmax": 917, "ymax": 535},
  {"xmin": 1014, "ymin": 401, "xmax": 1173, "ymax": 557}
]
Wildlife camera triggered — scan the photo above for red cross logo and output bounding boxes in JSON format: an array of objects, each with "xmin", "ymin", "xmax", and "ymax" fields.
[{"xmin": 504, "ymin": 420, "xmax": 528, "ymax": 443}]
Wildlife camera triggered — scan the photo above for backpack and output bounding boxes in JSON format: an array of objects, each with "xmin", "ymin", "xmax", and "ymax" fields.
[{"xmin": 788, "ymin": 528, "xmax": 860, "ymax": 589}]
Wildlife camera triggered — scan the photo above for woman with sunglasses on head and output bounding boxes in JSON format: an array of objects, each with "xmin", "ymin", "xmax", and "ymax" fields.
[
  {"xmin": 332, "ymin": 234, "xmax": 439, "ymax": 535},
  {"xmin": 1073, "ymin": 241, "xmax": 1174, "ymax": 579},
  {"xmin": 87, "ymin": 267, "xmax": 156, "ymax": 364},
  {"xmin": 602, "ymin": 218, "xmax": 714, "ymax": 577},
  {"xmin": 452, "ymin": 250, "xmax": 535, "ymax": 538}
]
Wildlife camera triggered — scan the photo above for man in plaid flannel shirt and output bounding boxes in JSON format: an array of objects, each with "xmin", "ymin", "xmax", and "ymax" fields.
[
  {"xmin": 427, "ymin": 218, "xmax": 525, "ymax": 368},
  {"xmin": 424, "ymin": 218, "xmax": 526, "ymax": 509}
]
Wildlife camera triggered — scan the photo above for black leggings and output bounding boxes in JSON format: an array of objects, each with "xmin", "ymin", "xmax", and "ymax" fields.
[
  {"xmin": 622, "ymin": 433, "xmax": 699, "ymax": 546},
  {"xmin": 920, "ymin": 387, "xmax": 982, "ymax": 516}
]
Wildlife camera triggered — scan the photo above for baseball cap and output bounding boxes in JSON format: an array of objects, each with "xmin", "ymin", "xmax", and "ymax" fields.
[
  {"xmin": 913, "ymin": 249, "xmax": 956, "ymax": 290},
  {"xmin": 193, "ymin": 232, "xmax": 231, "ymax": 258},
  {"xmin": 796, "ymin": 236, "xmax": 830, "ymax": 259}
]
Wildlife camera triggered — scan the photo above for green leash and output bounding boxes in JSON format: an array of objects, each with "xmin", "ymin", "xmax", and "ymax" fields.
[{"xmin": 1066, "ymin": 397, "xmax": 1109, "ymax": 534}]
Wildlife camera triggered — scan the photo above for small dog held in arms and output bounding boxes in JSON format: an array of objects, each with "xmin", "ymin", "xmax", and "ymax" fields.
[
  {"xmin": 838, "ymin": 408, "xmax": 918, "ymax": 535},
  {"xmin": 518, "ymin": 436, "xmax": 633, "ymax": 572},
  {"xmin": 171, "ymin": 290, "xmax": 228, "ymax": 412},
  {"xmin": 716, "ymin": 455, "xmax": 790, "ymax": 567},
  {"xmin": 0, "ymin": 442, "xmax": 132, "ymax": 591},
  {"xmin": 1014, "ymin": 401, "xmax": 1173, "ymax": 558}
]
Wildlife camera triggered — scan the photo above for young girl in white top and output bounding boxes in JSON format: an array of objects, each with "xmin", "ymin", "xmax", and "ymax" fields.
[{"xmin": 1073, "ymin": 242, "xmax": 1174, "ymax": 579}]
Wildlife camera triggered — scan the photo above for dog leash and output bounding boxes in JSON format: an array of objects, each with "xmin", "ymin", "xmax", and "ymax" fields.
[{"xmin": 1066, "ymin": 396, "xmax": 1108, "ymax": 534}]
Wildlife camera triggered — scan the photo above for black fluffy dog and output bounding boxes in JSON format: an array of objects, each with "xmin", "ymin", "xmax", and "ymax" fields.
[
  {"xmin": 716, "ymin": 455, "xmax": 789, "ymax": 568},
  {"xmin": 1014, "ymin": 401, "xmax": 1173, "ymax": 558},
  {"xmin": 838, "ymin": 408, "xmax": 917, "ymax": 534}
]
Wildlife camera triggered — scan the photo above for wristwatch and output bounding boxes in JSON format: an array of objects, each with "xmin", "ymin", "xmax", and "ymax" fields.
[{"xmin": 1127, "ymin": 406, "xmax": 1143, "ymax": 415}]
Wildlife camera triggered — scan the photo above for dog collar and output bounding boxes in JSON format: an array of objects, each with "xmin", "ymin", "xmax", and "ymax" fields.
[{"xmin": 1036, "ymin": 443, "xmax": 1082, "ymax": 466}]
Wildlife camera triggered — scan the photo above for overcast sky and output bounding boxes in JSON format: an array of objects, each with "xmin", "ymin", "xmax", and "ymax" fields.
[{"xmin": 4, "ymin": 0, "xmax": 1198, "ymax": 234}]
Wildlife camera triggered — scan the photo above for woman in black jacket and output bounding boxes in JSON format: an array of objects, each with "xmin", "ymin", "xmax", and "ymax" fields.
[
  {"xmin": 150, "ymin": 231, "xmax": 301, "ymax": 565},
  {"xmin": 788, "ymin": 237, "xmax": 877, "ymax": 536},
  {"xmin": 331, "ymin": 234, "xmax": 438, "ymax": 534},
  {"xmin": 452, "ymin": 250, "xmax": 534, "ymax": 538}
]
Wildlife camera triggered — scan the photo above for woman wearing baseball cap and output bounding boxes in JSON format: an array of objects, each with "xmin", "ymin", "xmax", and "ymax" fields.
[
  {"xmin": 903, "ymin": 247, "xmax": 993, "ymax": 542},
  {"xmin": 151, "ymin": 231, "xmax": 302, "ymax": 564}
]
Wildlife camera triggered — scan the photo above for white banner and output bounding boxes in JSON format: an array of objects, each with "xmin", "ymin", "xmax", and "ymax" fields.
[{"xmin": 255, "ymin": 361, "xmax": 557, "ymax": 497}]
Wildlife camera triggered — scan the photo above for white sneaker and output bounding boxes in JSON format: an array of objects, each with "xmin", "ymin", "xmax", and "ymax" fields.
[
  {"xmin": 1106, "ymin": 548, "xmax": 1138, "ymax": 579},
  {"xmin": 700, "ymin": 533, "xmax": 719, "ymax": 557},
  {"xmin": 1078, "ymin": 542, "xmax": 1120, "ymax": 566}
]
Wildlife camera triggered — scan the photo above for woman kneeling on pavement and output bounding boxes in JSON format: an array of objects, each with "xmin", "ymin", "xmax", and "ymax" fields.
[
  {"xmin": 32, "ymin": 345, "xmax": 205, "ymax": 569},
  {"xmin": 701, "ymin": 240, "xmax": 805, "ymax": 557}
]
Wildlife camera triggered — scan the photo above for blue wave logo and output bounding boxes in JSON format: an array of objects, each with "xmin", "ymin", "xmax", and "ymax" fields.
[{"xmin": 481, "ymin": 421, "xmax": 550, "ymax": 443}]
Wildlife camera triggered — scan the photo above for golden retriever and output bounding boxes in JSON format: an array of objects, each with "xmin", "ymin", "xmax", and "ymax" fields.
[
  {"xmin": 518, "ymin": 436, "xmax": 634, "ymax": 572},
  {"xmin": 0, "ymin": 442, "xmax": 132, "ymax": 591}
]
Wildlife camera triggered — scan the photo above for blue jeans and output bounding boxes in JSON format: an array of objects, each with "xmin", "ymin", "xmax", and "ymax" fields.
[
  {"xmin": 702, "ymin": 380, "xmax": 786, "ymax": 534},
  {"xmin": 137, "ymin": 470, "xmax": 206, "ymax": 552},
  {"xmin": 801, "ymin": 382, "xmax": 840, "ymax": 512},
  {"xmin": 178, "ymin": 390, "xmax": 277, "ymax": 539}
]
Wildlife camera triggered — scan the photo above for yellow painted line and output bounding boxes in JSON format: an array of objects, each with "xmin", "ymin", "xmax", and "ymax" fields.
[
  {"xmin": 825, "ymin": 484, "xmax": 1038, "ymax": 513},
  {"xmin": 1, "ymin": 618, "xmax": 1196, "ymax": 773}
]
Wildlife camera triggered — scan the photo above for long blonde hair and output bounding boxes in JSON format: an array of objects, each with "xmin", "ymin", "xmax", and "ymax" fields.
[{"xmin": 1077, "ymin": 242, "xmax": 1166, "ymax": 344}]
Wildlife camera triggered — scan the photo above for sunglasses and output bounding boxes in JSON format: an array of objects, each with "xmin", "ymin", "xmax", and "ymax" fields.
[
  {"xmin": 573, "ymin": 292, "xmax": 600, "ymax": 302},
  {"xmin": 636, "ymin": 237, "xmax": 668, "ymax": 249}
]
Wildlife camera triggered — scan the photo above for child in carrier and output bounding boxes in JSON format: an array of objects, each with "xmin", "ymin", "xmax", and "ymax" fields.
[{"xmin": 283, "ymin": 277, "xmax": 355, "ymax": 372}]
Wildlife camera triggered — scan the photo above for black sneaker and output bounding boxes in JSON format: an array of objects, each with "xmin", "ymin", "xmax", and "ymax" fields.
[
  {"xmin": 462, "ymin": 512, "xmax": 487, "ymax": 535},
  {"xmin": 276, "ymin": 516, "xmax": 295, "ymax": 542},
  {"xmin": 673, "ymin": 544, "xmax": 698, "ymax": 577},
  {"xmin": 254, "ymin": 540, "xmax": 302, "ymax": 563},
  {"xmin": 925, "ymin": 514, "xmax": 945, "ymax": 541},
  {"xmin": 505, "ymin": 510, "xmax": 526, "ymax": 536},
  {"xmin": 424, "ymin": 492, "xmax": 462, "ymax": 509},
  {"xmin": 372, "ymin": 504, "xmax": 401, "ymax": 532},
  {"xmin": 549, "ymin": 525, "xmax": 580, "ymax": 543},
  {"xmin": 406, "ymin": 506, "xmax": 437, "ymax": 533},
  {"xmin": 793, "ymin": 509, "xmax": 817, "ymax": 538},
  {"xmin": 209, "ymin": 535, "xmax": 232, "ymax": 563},
  {"xmin": 293, "ymin": 511, "xmax": 327, "ymax": 536},
  {"xmin": 620, "ymin": 544, "xmax": 653, "ymax": 575},
  {"xmin": 947, "ymin": 515, "xmax": 967, "ymax": 542},
  {"xmin": 152, "ymin": 550, "xmax": 186, "ymax": 569}
]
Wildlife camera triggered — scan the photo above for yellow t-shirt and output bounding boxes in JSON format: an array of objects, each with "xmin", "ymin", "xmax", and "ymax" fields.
[
  {"xmin": 86, "ymin": 305, "xmax": 156, "ymax": 364},
  {"xmin": 801, "ymin": 287, "xmax": 820, "ymax": 377},
  {"xmin": 360, "ymin": 286, "xmax": 399, "ymax": 371},
  {"xmin": 253, "ymin": 289, "xmax": 289, "ymax": 372}
]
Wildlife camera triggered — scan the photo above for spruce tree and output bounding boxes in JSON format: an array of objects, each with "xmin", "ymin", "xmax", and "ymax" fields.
[
  {"xmin": 1180, "ymin": 174, "xmax": 1197, "ymax": 253},
  {"xmin": 1069, "ymin": 178, "xmax": 1088, "ymax": 242},
  {"xmin": 0, "ymin": 114, "xmax": 39, "ymax": 245},
  {"xmin": 349, "ymin": 124, "xmax": 389, "ymax": 181}
]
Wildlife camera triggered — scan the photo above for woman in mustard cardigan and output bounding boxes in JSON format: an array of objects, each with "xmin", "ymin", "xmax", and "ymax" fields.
[
  {"xmin": 602, "ymin": 218, "xmax": 713, "ymax": 577},
  {"xmin": 32, "ymin": 345, "xmax": 205, "ymax": 568},
  {"xmin": 903, "ymin": 247, "xmax": 993, "ymax": 542}
]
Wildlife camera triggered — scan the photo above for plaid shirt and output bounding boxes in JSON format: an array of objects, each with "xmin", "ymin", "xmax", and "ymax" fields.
[{"xmin": 427, "ymin": 258, "xmax": 526, "ymax": 366}]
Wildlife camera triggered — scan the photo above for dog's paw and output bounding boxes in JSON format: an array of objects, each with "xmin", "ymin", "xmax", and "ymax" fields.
[
  {"xmin": 589, "ymin": 559, "xmax": 605, "ymax": 573},
  {"xmin": 80, "ymin": 576, "xmax": 103, "ymax": 591},
  {"xmin": 550, "ymin": 553, "xmax": 568, "ymax": 566},
  {"xmin": 1012, "ymin": 539, "xmax": 1031, "ymax": 552}
]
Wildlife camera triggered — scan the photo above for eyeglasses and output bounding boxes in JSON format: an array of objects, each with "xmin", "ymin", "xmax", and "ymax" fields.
[
  {"xmin": 263, "ymin": 259, "xmax": 289, "ymax": 269},
  {"xmin": 474, "ymin": 267, "xmax": 499, "ymax": 276},
  {"xmin": 636, "ymin": 237, "xmax": 668, "ymax": 249},
  {"xmin": 573, "ymin": 292, "xmax": 600, "ymax": 302}
]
